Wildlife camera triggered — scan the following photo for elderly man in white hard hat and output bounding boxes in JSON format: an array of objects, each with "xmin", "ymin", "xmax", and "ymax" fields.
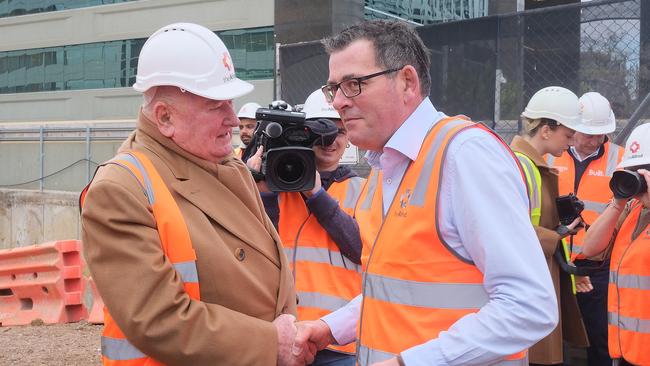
[
  {"xmin": 234, "ymin": 102, "xmax": 262, "ymax": 158},
  {"xmin": 546, "ymin": 91, "xmax": 623, "ymax": 366},
  {"xmin": 80, "ymin": 23, "xmax": 309, "ymax": 366},
  {"xmin": 580, "ymin": 122, "xmax": 650, "ymax": 366},
  {"xmin": 248, "ymin": 89, "xmax": 364, "ymax": 366}
]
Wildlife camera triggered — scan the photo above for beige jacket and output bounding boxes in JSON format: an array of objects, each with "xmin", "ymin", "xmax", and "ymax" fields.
[
  {"xmin": 81, "ymin": 111, "xmax": 297, "ymax": 365},
  {"xmin": 510, "ymin": 136, "xmax": 589, "ymax": 364}
]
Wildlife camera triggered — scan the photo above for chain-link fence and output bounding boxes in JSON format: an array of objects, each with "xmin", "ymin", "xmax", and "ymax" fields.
[{"xmin": 279, "ymin": 0, "xmax": 649, "ymax": 144}]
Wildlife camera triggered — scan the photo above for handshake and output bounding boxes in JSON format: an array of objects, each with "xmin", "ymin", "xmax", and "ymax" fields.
[{"xmin": 273, "ymin": 314, "xmax": 335, "ymax": 366}]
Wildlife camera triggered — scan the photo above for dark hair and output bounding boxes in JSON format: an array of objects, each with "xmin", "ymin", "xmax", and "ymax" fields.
[
  {"xmin": 527, "ymin": 118, "xmax": 560, "ymax": 137},
  {"xmin": 322, "ymin": 20, "xmax": 431, "ymax": 97}
]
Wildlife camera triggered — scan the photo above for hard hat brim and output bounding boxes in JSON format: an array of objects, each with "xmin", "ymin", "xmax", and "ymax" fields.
[
  {"xmin": 574, "ymin": 122, "xmax": 616, "ymax": 135},
  {"xmin": 133, "ymin": 77, "xmax": 254, "ymax": 101}
]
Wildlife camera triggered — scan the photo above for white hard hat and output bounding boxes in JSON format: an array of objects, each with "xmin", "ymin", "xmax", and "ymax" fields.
[
  {"xmin": 303, "ymin": 89, "xmax": 340, "ymax": 120},
  {"xmin": 133, "ymin": 23, "xmax": 253, "ymax": 100},
  {"xmin": 618, "ymin": 123, "xmax": 650, "ymax": 169},
  {"xmin": 237, "ymin": 102, "xmax": 262, "ymax": 119},
  {"xmin": 522, "ymin": 86, "xmax": 586, "ymax": 132},
  {"xmin": 578, "ymin": 92, "xmax": 616, "ymax": 135}
]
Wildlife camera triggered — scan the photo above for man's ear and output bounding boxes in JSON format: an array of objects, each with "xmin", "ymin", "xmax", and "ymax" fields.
[
  {"xmin": 152, "ymin": 101, "xmax": 175, "ymax": 138},
  {"xmin": 399, "ymin": 65, "xmax": 421, "ymax": 103}
]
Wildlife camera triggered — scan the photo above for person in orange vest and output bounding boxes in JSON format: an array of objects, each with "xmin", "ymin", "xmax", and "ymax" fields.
[
  {"xmin": 80, "ymin": 23, "xmax": 313, "ymax": 366},
  {"xmin": 546, "ymin": 92, "xmax": 623, "ymax": 366},
  {"xmin": 234, "ymin": 102, "xmax": 261, "ymax": 158},
  {"xmin": 247, "ymin": 88, "xmax": 364, "ymax": 366},
  {"xmin": 581, "ymin": 122, "xmax": 650, "ymax": 366},
  {"xmin": 510, "ymin": 86, "xmax": 590, "ymax": 365},
  {"xmin": 292, "ymin": 20, "xmax": 558, "ymax": 366}
]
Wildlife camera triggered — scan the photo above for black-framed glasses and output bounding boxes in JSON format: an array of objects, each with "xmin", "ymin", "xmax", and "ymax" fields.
[{"xmin": 320, "ymin": 66, "xmax": 404, "ymax": 103}]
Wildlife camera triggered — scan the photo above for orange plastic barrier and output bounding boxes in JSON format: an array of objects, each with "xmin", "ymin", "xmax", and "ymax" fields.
[
  {"xmin": 84, "ymin": 276, "xmax": 104, "ymax": 324},
  {"xmin": 0, "ymin": 240, "xmax": 87, "ymax": 326}
]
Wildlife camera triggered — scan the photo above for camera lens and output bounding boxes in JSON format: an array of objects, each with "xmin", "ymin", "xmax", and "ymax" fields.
[
  {"xmin": 275, "ymin": 154, "xmax": 306, "ymax": 185},
  {"xmin": 610, "ymin": 170, "xmax": 647, "ymax": 199}
]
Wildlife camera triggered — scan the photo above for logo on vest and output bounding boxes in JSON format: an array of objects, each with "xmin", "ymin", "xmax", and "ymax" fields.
[
  {"xmin": 556, "ymin": 166, "xmax": 569, "ymax": 173},
  {"xmin": 395, "ymin": 189, "xmax": 412, "ymax": 217},
  {"xmin": 588, "ymin": 169, "xmax": 604, "ymax": 176}
]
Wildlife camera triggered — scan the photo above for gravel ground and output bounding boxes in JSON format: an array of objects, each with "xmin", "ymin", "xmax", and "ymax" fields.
[{"xmin": 0, "ymin": 321, "xmax": 102, "ymax": 365}]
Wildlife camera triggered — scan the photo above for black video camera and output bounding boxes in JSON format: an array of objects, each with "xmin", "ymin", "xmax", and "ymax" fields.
[
  {"xmin": 610, "ymin": 167, "xmax": 649, "ymax": 199},
  {"xmin": 245, "ymin": 106, "xmax": 338, "ymax": 192},
  {"xmin": 555, "ymin": 193, "xmax": 585, "ymax": 226}
]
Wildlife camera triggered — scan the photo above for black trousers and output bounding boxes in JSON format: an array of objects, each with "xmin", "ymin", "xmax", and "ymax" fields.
[{"xmin": 575, "ymin": 260, "xmax": 611, "ymax": 366}]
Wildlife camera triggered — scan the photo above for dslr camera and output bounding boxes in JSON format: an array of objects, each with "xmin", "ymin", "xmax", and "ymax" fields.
[
  {"xmin": 610, "ymin": 167, "xmax": 648, "ymax": 199},
  {"xmin": 555, "ymin": 193, "xmax": 585, "ymax": 226},
  {"xmin": 245, "ymin": 104, "xmax": 338, "ymax": 192}
]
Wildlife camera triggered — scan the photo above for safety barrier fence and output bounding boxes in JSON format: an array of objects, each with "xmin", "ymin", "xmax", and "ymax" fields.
[{"xmin": 0, "ymin": 240, "xmax": 104, "ymax": 326}]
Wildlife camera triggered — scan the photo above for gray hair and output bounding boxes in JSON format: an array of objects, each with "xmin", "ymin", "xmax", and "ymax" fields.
[{"xmin": 322, "ymin": 20, "xmax": 431, "ymax": 96}]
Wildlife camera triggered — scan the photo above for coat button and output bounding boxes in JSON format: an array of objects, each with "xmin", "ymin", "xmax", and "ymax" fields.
[{"xmin": 235, "ymin": 248, "xmax": 246, "ymax": 261}]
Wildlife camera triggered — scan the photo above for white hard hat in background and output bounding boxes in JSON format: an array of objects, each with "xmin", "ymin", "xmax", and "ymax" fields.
[
  {"xmin": 303, "ymin": 89, "xmax": 340, "ymax": 120},
  {"xmin": 133, "ymin": 22, "xmax": 253, "ymax": 100},
  {"xmin": 237, "ymin": 102, "xmax": 262, "ymax": 119},
  {"xmin": 578, "ymin": 92, "xmax": 616, "ymax": 135},
  {"xmin": 522, "ymin": 86, "xmax": 587, "ymax": 133},
  {"xmin": 618, "ymin": 123, "xmax": 650, "ymax": 169}
]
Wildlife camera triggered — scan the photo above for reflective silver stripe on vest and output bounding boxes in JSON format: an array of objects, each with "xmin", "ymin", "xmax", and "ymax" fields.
[
  {"xmin": 174, "ymin": 260, "xmax": 199, "ymax": 283},
  {"xmin": 357, "ymin": 344, "xmax": 394, "ymax": 365},
  {"xmin": 357, "ymin": 344, "xmax": 527, "ymax": 366},
  {"xmin": 343, "ymin": 176, "xmax": 365, "ymax": 209},
  {"xmin": 365, "ymin": 272, "xmax": 489, "ymax": 309},
  {"xmin": 515, "ymin": 154, "xmax": 541, "ymax": 213},
  {"xmin": 297, "ymin": 291, "xmax": 350, "ymax": 311},
  {"xmin": 583, "ymin": 200, "xmax": 609, "ymax": 214},
  {"xmin": 284, "ymin": 247, "xmax": 361, "ymax": 272},
  {"xmin": 609, "ymin": 270, "xmax": 650, "ymax": 290},
  {"xmin": 546, "ymin": 154, "xmax": 556, "ymax": 166},
  {"xmin": 571, "ymin": 243, "xmax": 583, "ymax": 255},
  {"xmin": 411, "ymin": 119, "xmax": 471, "ymax": 206},
  {"xmin": 609, "ymin": 312, "xmax": 650, "ymax": 334},
  {"xmin": 118, "ymin": 153, "xmax": 155, "ymax": 205},
  {"xmin": 606, "ymin": 144, "xmax": 621, "ymax": 177},
  {"xmin": 360, "ymin": 170, "xmax": 379, "ymax": 211},
  {"xmin": 102, "ymin": 336, "xmax": 147, "ymax": 361}
]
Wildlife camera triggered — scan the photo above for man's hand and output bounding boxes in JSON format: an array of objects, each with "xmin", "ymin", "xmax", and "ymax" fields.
[
  {"xmin": 575, "ymin": 275, "xmax": 594, "ymax": 293},
  {"xmin": 372, "ymin": 358, "xmax": 400, "ymax": 366},
  {"xmin": 246, "ymin": 146, "xmax": 270, "ymax": 192},
  {"xmin": 293, "ymin": 320, "xmax": 336, "ymax": 356}
]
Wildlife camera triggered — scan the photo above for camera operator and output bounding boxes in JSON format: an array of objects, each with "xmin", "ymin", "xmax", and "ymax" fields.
[
  {"xmin": 580, "ymin": 123, "xmax": 650, "ymax": 366},
  {"xmin": 247, "ymin": 89, "xmax": 364, "ymax": 366},
  {"xmin": 546, "ymin": 92, "xmax": 623, "ymax": 366},
  {"xmin": 510, "ymin": 86, "xmax": 589, "ymax": 365},
  {"xmin": 234, "ymin": 102, "xmax": 262, "ymax": 158}
]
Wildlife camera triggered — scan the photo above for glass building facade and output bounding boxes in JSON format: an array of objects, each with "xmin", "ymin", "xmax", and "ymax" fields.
[
  {"xmin": 0, "ymin": 0, "xmax": 136, "ymax": 18},
  {"xmin": 0, "ymin": 27, "xmax": 275, "ymax": 94},
  {"xmin": 365, "ymin": 0, "xmax": 488, "ymax": 24}
]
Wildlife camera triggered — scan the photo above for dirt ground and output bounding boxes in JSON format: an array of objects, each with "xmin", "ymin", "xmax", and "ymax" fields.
[{"xmin": 0, "ymin": 321, "xmax": 102, "ymax": 365}]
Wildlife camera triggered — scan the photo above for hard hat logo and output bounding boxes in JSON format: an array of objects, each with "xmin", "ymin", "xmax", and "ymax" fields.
[
  {"xmin": 222, "ymin": 53, "xmax": 232, "ymax": 72},
  {"xmin": 631, "ymin": 141, "xmax": 640, "ymax": 154}
]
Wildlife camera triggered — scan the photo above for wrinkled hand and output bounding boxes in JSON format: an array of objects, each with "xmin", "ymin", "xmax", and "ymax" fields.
[
  {"xmin": 372, "ymin": 358, "xmax": 400, "ymax": 366},
  {"xmin": 575, "ymin": 275, "xmax": 594, "ymax": 293},
  {"xmin": 566, "ymin": 216, "xmax": 584, "ymax": 235},
  {"xmin": 293, "ymin": 320, "xmax": 336, "ymax": 357},
  {"xmin": 274, "ymin": 314, "xmax": 316, "ymax": 366}
]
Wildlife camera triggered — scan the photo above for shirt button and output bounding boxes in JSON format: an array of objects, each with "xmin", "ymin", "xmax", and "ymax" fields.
[
  {"xmin": 235, "ymin": 248, "xmax": 246, "ymax": 261},
  {"xmin": 386, "ymin": 178, "xmax": 392, "ymax": 184}
]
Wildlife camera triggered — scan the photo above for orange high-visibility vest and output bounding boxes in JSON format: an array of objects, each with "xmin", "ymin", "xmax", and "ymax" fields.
[
  {"xmin": 81, "ymin": 151, "xmax": 199, "ymax": 366},
  {"xmin": 278, "ymin": 177, "xmax": 365, "ymax": 354},
  {"xmin": 607, "ymin": 200, "xmax": 650, "ymax": 365},
  {"xmin": 547, "ymin": 142, "xmax": 623, "ymax": 259},
  {"xmin": 354, "ymin": 117, "xmax": 528, "ymax": 365},
  {"xmin": 234, "ymin": 147, "xmax": 244, "ymax": 159}
]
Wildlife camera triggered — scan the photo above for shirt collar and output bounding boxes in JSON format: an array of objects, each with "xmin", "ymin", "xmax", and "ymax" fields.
[
  {"xmin": 570, "ymin": 145, "xmax": 601, "ymax": 162},
  {"xmin": 366, "ymin": 98, "xmax": 444, "ymax": 168}
]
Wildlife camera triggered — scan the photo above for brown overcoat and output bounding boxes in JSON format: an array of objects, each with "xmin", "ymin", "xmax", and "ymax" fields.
[
  {"xmin": 81, "ymin": 112, "xmax": 297, "ymax": 365},
  {"xmin": 510, "ymin": 136, "xmax": 589, "ymax": 364}
]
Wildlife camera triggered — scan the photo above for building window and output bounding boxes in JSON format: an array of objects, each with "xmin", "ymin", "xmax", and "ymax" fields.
[
  {"xmin": 0, "ymin": 27, "xmax": 274, "ymax": 94},
  {"xmin": 0, "ymin": 0, "xmax": 138, "ymax": 18}
]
